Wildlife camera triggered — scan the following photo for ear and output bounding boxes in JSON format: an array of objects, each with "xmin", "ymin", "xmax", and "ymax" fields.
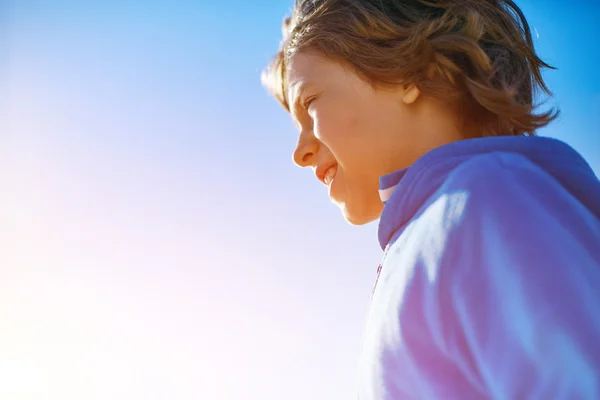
[{"xmin": 402, "ymin": 84, "xmax": 421, "ymax": 104}]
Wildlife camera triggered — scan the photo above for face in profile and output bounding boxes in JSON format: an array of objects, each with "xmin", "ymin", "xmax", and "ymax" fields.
[{"xmin": 285, "ymin": 51, "xmax": 427, "ymax": 225}]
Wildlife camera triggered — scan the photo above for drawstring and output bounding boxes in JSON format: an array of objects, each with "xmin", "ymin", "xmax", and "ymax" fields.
[{"xmin": 372, "ymin": 264, "xmax": 382, "ymax": 296}]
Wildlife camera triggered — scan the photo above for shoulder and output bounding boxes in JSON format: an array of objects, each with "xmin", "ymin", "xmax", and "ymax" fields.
[
  {"xmin": 436, "ymin": 151, "xmax": 563, "ymax": 220},
  {"xmin": 443, "ymin": 151, "xmax": 553, "ymax": 193}
]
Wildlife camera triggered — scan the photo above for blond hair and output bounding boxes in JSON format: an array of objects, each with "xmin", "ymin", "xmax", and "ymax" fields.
[{"xmin": 261, "ymin": 0, "xmax": 558, "ymax": 137}]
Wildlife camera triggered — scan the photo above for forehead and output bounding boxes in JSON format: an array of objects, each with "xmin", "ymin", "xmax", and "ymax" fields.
[
  {"xmin": 286, "ymin": 51, "xmax": 347, "ymax": 96},
  {"xmin": 286, "ymin": 51, "xmax": 326, "ymax": 83}
]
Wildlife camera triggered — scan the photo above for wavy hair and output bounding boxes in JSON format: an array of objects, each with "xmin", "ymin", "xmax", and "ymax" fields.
[{"xmin": 261, "ymin": 0, "xmax": 558, "ymax": 136}]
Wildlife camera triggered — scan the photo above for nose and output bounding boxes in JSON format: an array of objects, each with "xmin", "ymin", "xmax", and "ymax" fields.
[{"xmin": 293, "ymin": 134, "xmax": 320, "ymax": 167}]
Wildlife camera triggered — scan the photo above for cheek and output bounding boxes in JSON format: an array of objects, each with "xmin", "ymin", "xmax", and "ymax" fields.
[{"xmin": 313, "ymin": 104, "xmax": 362, "ymax": 156}]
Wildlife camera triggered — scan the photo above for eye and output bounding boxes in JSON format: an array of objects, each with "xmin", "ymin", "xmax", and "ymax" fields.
[{"xmin": 302, "ymin": 96, "xmax": 317, "ymax": 110}]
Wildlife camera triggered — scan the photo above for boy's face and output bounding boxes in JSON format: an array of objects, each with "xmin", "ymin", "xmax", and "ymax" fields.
[{"xmin": 285, "ymin": 51, "xmax": 458, "ymax": 225}]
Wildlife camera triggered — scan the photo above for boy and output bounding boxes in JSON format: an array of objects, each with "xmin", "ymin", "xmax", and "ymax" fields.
[{"xmin": 261, "ymin": 0, "xmax": 600, "ymax": 398}]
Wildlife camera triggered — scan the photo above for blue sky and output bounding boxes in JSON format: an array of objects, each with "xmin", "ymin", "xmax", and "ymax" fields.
[{"xmin": 2, "ymin": 1, "xmax": 599, "ymax": 399}]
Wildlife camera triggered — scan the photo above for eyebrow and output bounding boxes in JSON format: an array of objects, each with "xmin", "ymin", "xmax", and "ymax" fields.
[{"xmin": 288, "ymin": 81, "xmax": 313, "ymax": 119}]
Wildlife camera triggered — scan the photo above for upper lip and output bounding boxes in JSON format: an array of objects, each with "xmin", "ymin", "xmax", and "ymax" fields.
[{"xmin": 315, "ymin": 162, "xmax": 337, "ymax": 185}]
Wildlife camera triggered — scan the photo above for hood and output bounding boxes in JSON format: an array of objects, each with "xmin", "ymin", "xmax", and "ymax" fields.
[{"xmin": 377, "ymin": 136, "xmax": 600, "ymax": 250}]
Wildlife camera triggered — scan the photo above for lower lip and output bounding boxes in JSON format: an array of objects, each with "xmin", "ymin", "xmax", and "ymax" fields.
[{"xmin": 327, "ymin": 174, "xmax": 337, "ymax": 198}]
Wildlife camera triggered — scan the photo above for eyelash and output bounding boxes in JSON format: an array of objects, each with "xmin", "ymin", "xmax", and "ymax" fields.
[{"xmin": 302, "ymin": 96, "xmax": 317, "ymax": 110}]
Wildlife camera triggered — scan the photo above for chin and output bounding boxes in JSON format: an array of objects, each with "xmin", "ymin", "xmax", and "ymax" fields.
[{"xmin": 340, "ymin": 202, "xmax": 383, "ymax": 226}]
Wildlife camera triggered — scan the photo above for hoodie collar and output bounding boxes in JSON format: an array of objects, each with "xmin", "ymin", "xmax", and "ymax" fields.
[
  {"xmin": 376, "ymin": 136, "xmax": 595, "ymax": 251},
  {"xmin": 379, "ymin": 169, "xmax": 408, "ymax": 204}
]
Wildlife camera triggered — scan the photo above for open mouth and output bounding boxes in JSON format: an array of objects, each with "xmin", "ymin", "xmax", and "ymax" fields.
[{"xmin": 323, "ymin": 164, "xmax": 338, "ymax": 186}]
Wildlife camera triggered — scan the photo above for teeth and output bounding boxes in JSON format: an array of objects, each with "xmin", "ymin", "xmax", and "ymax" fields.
[{"xmin": 324, "ymin": 165, "xmax": 337, "ymax": 186}]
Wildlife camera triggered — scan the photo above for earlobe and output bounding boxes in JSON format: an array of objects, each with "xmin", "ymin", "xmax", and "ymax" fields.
[{"xmin": 402, "ymin": 84, "xmax": 421, "ymax": 104}]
